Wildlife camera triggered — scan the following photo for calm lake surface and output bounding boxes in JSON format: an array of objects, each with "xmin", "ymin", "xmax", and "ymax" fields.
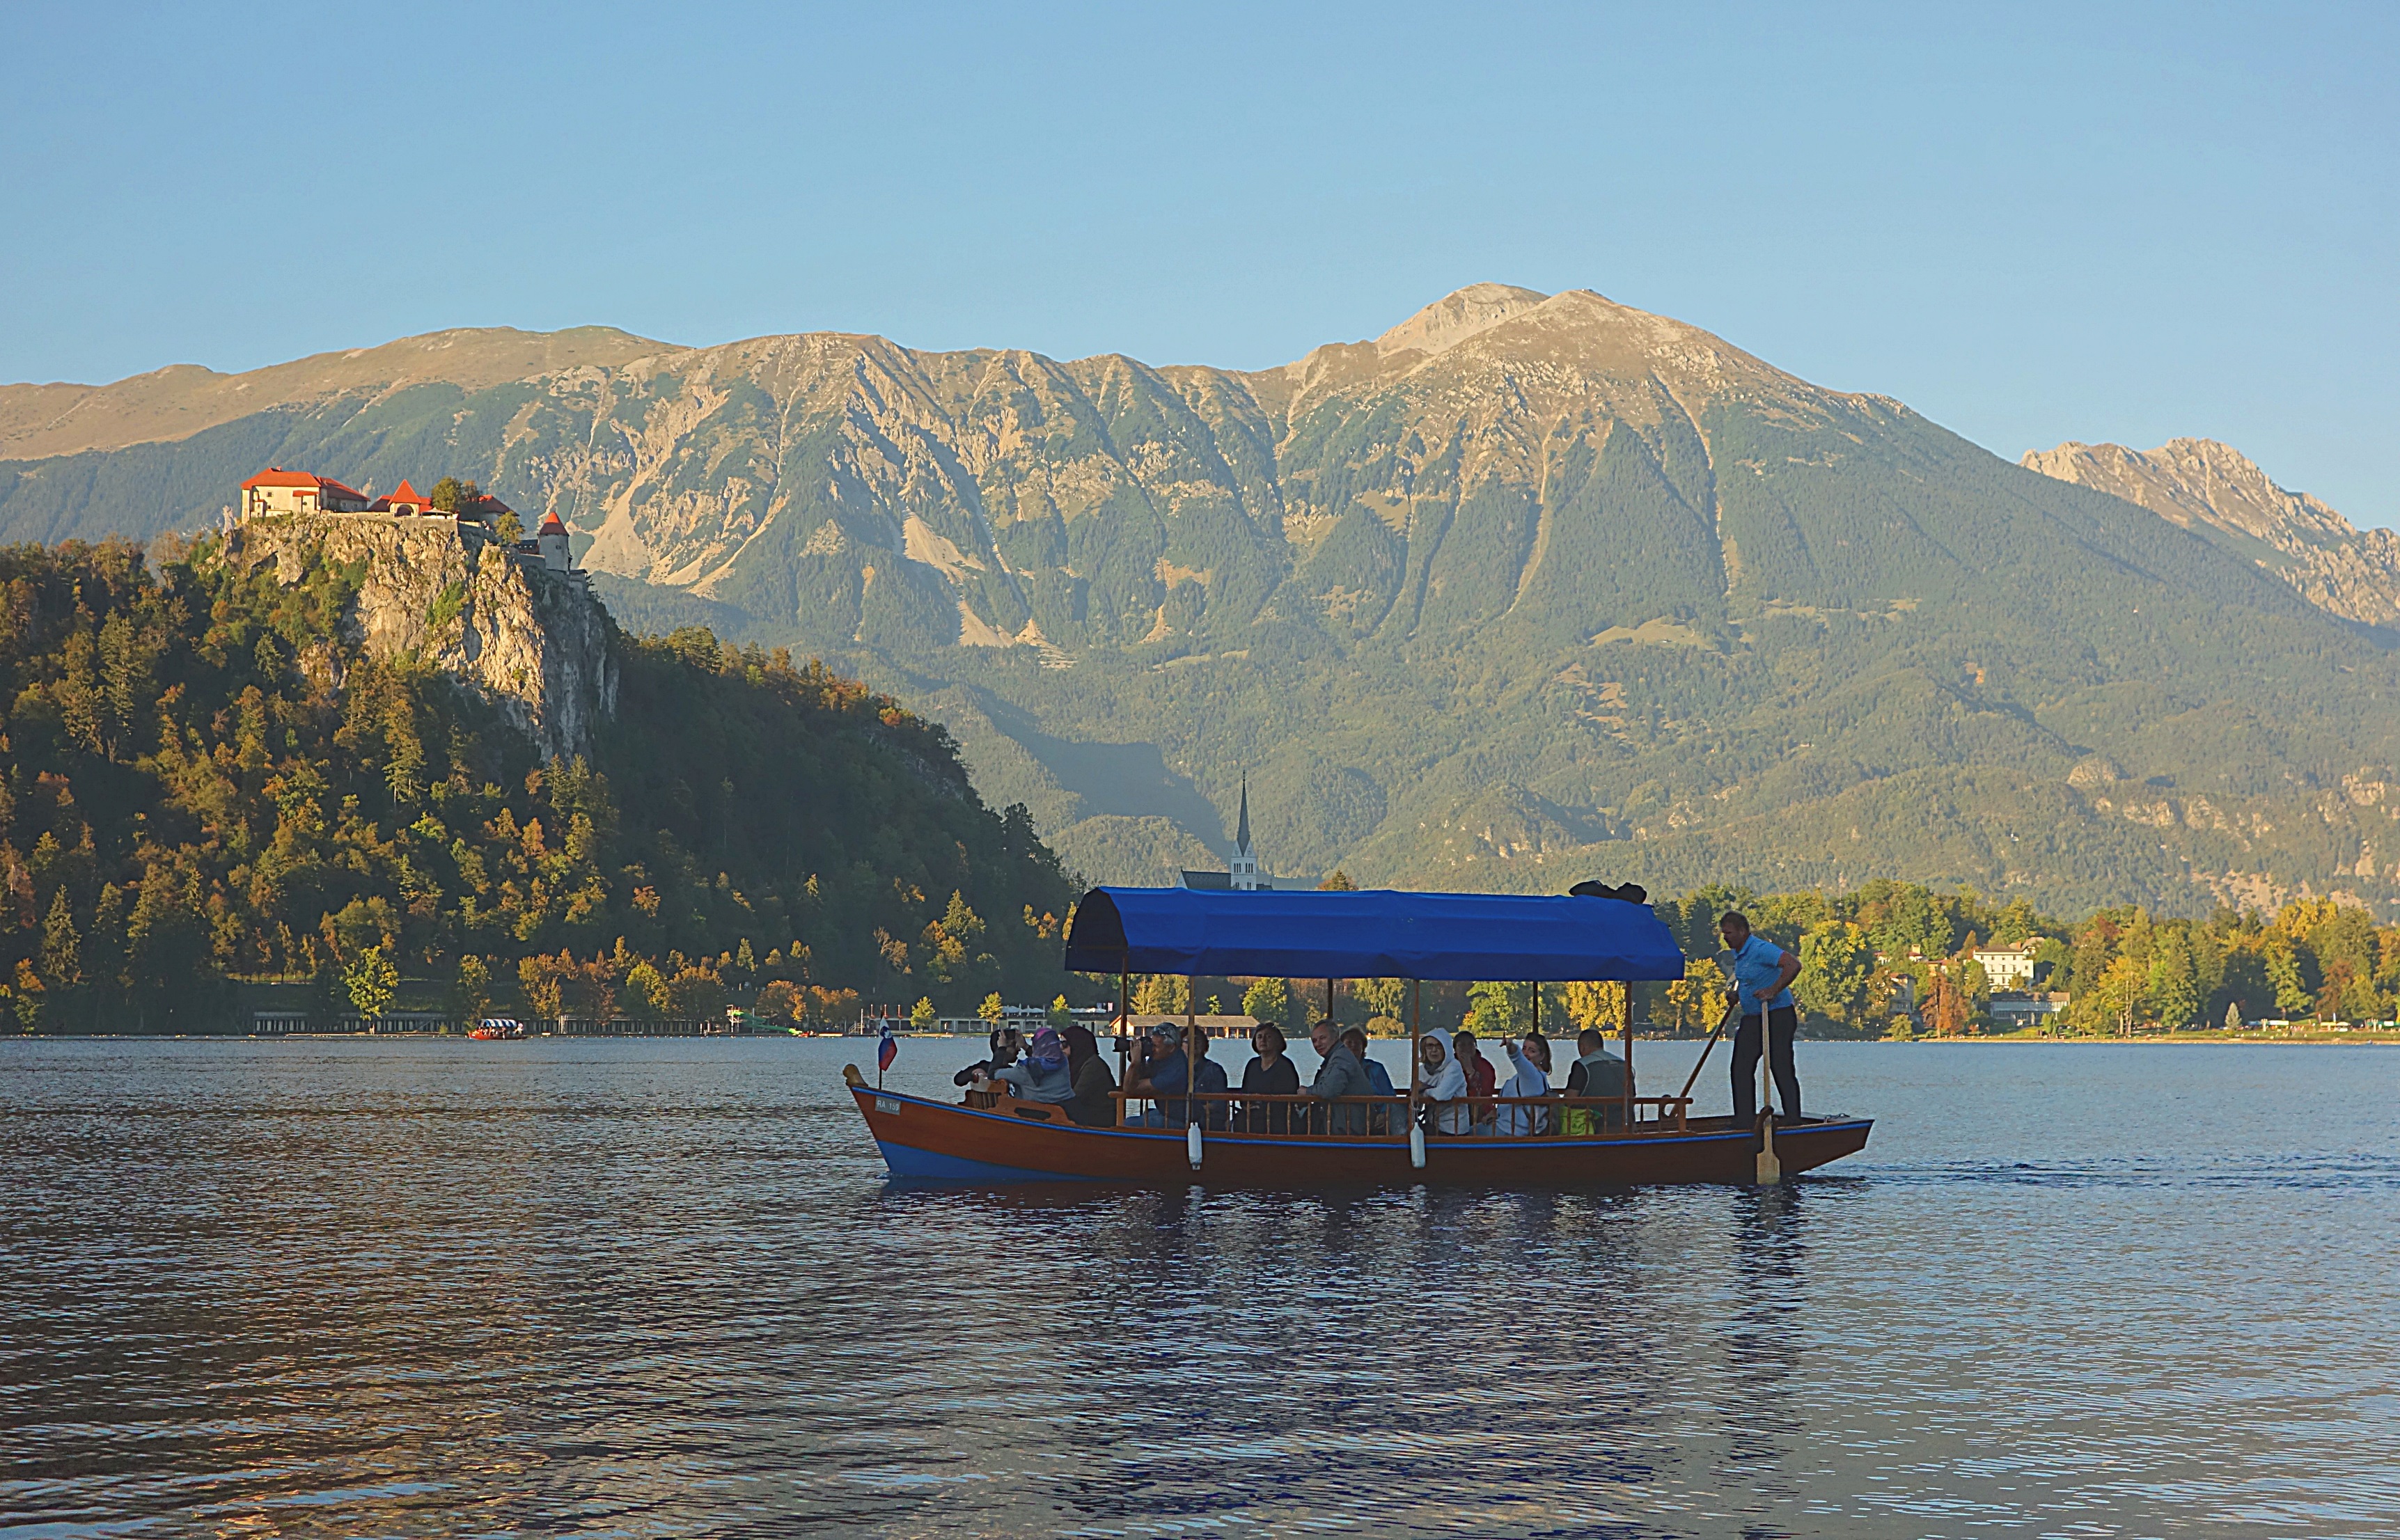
[{"xmin": 1, "ymin": 1035, "xmax": 2394, "ymax": 1539}]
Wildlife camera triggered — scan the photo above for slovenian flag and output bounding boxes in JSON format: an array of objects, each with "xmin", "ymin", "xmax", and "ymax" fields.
[{"xmin": 878, "ymin": 1018, "xmax": 898, "ymax": 1072}]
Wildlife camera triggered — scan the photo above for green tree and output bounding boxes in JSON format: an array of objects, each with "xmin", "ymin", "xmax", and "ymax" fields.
[
  {"xmin": 1663, "ymin": 958, "xmax": 1731, "ymax": 1035},
  {"xmin": 1466, "ymin": 980, "xmax": 1533, "ymax": 1037},
  {"xmin": 1133, "ymin": 974, "xmax": 1190, "ymax": 1015},
  {"xmin": 979, "ymin": 991, "xmax": 1007, "ymax": 1024},
  {"xmin": 40, "ymin": 890, "xmax": 83, "ymax": 990},
  {"xmin": 2096, "ymin": 954, "xmax": 2147, "ymax": 1036},
  {"xmin": 1317, "ymin": 870, "xmax": 1356, "ymax": 890},
  {"xmin": 1240, "ymin": 977, "xmax": 1289, "ymax": 1024},
  {"xmin": 1353, "ymin": 977, "xmax": 1406, "ymax": 1022},
  {"xmin": 758, "ymin": 980, "xmax": 802, "ymax": 1026},
  {"xmin": 517, "ymin": 953, "xmax": 565, "ymax": 1020},
  {"xmin": 1562, "ymin": 980, "xmax": 1629, "ymax": 1037},
  {"xmin": 1046, "ymin": 993, "xmax": 1073, "ymax": 1031},
  {"xmin": 452, "ymin": 954, "xmax": 492, "ymax": 1019},
  {"xmin": 909, "ymin": 996, "xmax": 937, "ymax": 1031},
  {"xmin": 625, "ymin": 960, "xmax": 668, "ymax": 1019},
  {"xmin": 345, "ymin": 944, "xmax": 398, "ymax": 1020},
  {"xmin": 2148, "ymin": 929, "xmax": 2200, "ymax": 1030},
  {"xmin": 2264, "ymin": 937, "xmax": 2312, "ymax": 1019},
  {"xmin": 1795, "ymin": 920, "xmax": 1873, "ymax": 1030}
]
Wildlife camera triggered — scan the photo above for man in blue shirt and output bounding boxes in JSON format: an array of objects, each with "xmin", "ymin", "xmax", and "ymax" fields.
[{"xmin": 1719, "ymin": 911, "xmax": 1803, "ymax": 1124}]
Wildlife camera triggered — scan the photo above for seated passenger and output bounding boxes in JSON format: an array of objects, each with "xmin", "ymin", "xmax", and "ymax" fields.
[
  {"xmin": 1453, "ymin": 1028, "xmax": 1498, "ymax": 1133},
  {"xmin": 996, "ymin": 1026, "xmax": 1075, "ymax": 1103},
  {"xmin": 1342, "ymin": 1026, "xmax": 1396, "ymax": 1133},
  {"xmin": 1419, "ymin": 1028, "xmax": 1471, "ymax": 1135},
  {"xmin": 954, "ymin": 1025, "xmax": 1023, "ymax": 1088},
  {"xmin": 1498, "ymin": 1031, "xmax": 1554, "ymax": 1136},
  {"xmin": 1129, "ymin": 1023, "xmax": 1190, "ymax": 1126},
  {"xmin": 1564, "ymin": 1028, "xmax": 1629, "ymax": 1133},
  {"xmin": 1191, "ymin": 1021, "xmax": 1230, "ymax": 1131},
  {"xmin": 1299, "ymin": 1019, "xmax": 1372, "ymax": 1133},
  {"xmin": 1062, "ymin": 1023, "xmax": 1119, "ymax": 1126},
  {"xmin": 1241, "ymin": 1022, "xmax": 1300, "ymax": 1132}
]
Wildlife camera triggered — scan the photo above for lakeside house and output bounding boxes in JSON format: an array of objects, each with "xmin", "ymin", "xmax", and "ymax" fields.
[
  {"xmin": 1971, "ymin": 939, "xmax": 2043, "ymax": 990},
  {"xmin": 1991, "ymin": 990, "xmax": 2069, "ymax": 1030}
]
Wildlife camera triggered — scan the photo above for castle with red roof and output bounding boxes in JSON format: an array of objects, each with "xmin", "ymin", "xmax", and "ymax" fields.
[{"xmin": 235, "ymin": 467, "xmax": 581, "ymax": 578}]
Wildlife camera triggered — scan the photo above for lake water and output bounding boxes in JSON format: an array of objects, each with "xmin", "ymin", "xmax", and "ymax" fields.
[{"xmin": 1, "ymin": 1035, "xmax": 2394, "ymax": 1538}]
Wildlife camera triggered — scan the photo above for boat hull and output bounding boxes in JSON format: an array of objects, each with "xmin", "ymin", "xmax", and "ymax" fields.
[{"xmin": 850, "ymin": 1085, "xmax": 1870, "ymax": 1187}]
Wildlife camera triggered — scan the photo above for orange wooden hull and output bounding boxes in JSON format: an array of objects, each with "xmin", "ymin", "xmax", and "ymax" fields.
[{"xmin": 849, "ymin": 1085, "xmax": 1872, "ymax": 1187}]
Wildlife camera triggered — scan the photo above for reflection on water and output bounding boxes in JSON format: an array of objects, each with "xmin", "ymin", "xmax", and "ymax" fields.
[{"xmin": 1, "ymin": 1037, "xmax": 2395, "ymax": 1537}]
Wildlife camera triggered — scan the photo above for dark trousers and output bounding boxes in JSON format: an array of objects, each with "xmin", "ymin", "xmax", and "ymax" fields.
[{"xmin": 1732, "ymin": 1007, "xmax": 1801, "ymax": 1122}]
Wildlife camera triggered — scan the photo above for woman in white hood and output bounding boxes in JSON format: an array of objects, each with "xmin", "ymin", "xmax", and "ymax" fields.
[
  {"xmin": 1498, "ymin": 1031, "xmax": 1554, "ymax": 1136},
  {"xmin": 1418, "ymin": 1028, "xmax": 1472, "ymax": 1135}
]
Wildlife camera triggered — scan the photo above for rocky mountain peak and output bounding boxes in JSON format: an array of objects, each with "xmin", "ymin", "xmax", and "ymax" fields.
[
  {"xmin": 1373, "ymin": 282, "xmax": 1551, "ymax": 356},
  {"xmin": 2024, "ymin": 437, "xmax": 2400, "ymax": 627}
]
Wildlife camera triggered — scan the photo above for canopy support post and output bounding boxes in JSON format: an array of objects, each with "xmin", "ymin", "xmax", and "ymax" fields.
[
  {"xmin": 1118, "ymin": 956, "xmax": 1131, "ymax": 1127},
  {"xmin": 1622, "ymin": 990, "xmax": 1636, "ymax": 1131}
]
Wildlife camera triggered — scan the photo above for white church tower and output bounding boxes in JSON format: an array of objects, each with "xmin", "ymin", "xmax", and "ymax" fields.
[{"xmin": 1228, "ymin": 775, "xmax": 1266, "ymax": 890}]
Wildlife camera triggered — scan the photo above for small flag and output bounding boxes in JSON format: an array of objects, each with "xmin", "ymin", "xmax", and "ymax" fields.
[{"xmin": 878, "ymin": 1019, "xmax": 898, "ymax": 1074}]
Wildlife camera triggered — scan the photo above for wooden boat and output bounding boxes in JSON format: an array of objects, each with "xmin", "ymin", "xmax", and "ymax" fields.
[{"xmin": 845, "ymin": 886, "xmax": 1873, "ymax": 1187}]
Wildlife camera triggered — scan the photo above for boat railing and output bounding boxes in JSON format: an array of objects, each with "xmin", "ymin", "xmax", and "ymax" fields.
[{"xmin": 1106, "ymin": 1090, "xmax": 1695, "ymax": 1138}]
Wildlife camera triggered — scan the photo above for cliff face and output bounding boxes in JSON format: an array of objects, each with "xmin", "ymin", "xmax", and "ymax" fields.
[
  {"xmin": 227, "ymin": 515, "xmax": 617, "ymax": 760},
  {"xmin": 2023, "ymin": 438, "xmax": 2400, "ymax": 629}
]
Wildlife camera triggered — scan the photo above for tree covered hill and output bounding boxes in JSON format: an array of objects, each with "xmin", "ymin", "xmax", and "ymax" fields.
[
  {"xmin": 0, "ymin": 536, "xmax": 1076, "ymax": 1032},
  {"xmin": 8, "ymin": 288, "xmax": 2400, "ymax": 919}
]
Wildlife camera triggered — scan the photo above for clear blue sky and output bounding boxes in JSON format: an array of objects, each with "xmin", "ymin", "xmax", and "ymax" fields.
[{"xmin": 5, "ymin": 3, "xmax": 2394, "ymax": 521}]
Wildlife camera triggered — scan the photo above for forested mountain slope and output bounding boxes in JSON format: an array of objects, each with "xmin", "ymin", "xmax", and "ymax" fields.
[
  {"xmin": 7, "ymin": 286, "xmax": 2398, "ymax": 918},
  {"xmin": 0, "ymin": 536, "xmax": 1076, "ymax": 1030}
]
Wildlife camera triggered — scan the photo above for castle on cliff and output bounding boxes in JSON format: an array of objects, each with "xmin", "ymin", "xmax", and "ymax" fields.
[{"xmin": 235, "ymin": 467, "xmax": 583, "ymax": 581}]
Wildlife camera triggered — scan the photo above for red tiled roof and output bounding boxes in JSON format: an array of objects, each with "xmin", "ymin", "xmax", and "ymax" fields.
[
  {"xmin": 241, "ymin": 467, "xmax": 322, "ymax": 491},
  {"xmin": 538, "ymin": 512, "xmax": 567, "ymax": 534},
  {"xmin": 388, "ymin": 479, "xmax": 424, "ymax": 504},
  {"xmin": 241, "ymin": 467, "xmax": 368, "ymax": 503}
]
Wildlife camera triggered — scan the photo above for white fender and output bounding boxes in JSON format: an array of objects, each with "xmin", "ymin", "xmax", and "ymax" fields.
[
  {"xmin": 1187, "ymin": 1122, "xmax": 1204, "ymax": 1170},
  {"xmin": 1409, "ymin": 1121, "xmax": 1427, "ymax": 1170}
]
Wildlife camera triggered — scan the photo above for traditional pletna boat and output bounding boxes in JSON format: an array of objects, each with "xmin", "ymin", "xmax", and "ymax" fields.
[{"xmin": 845, "ymin": 886, "xmax": 1872, "ymax": 1186}]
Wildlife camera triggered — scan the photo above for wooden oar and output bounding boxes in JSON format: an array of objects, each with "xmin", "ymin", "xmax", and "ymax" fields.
[
  {"xmin": 1677, "ymin": 996, "xmax": 1740, "ymax": 1103},
  {"xmin": 1755, "ymin": 1047, "xmax": 1782, "ymax": 1184}
]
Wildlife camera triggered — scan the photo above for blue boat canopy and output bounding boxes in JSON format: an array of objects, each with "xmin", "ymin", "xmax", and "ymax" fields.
[{"xmin": 1062, "ymin": 886, "xmax": 1688, "ymax": 982}]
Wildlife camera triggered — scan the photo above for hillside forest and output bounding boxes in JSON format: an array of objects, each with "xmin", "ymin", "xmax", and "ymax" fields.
[
  {"xmin": 1127, "ymin": 878, "xmax": 2398, "ymax": 1042},
  {"xmin": 0, "ymin": 537, "xmax": 1079, "ymax": 1032}
]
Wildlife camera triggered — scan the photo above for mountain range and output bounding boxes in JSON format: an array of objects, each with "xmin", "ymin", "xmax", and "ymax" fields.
[{"xmin": 6, "ymin": 283, "xmax": 2398, "ymax": 918}]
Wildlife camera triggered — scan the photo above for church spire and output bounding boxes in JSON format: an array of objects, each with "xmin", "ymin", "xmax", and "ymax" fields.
[{"xmin": 1235, "ymin": 773, "xmax": 1252, "ymax": 856}]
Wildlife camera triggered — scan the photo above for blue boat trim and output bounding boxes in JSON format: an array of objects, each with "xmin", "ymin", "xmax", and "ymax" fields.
[
  {"xmin": 876, "ymin": 1141, "xmax": 1098, "ymax": 1181},
  {"xmin": 861, "ymin": 1087, "xmax": 1870, "ymax": 1163}
]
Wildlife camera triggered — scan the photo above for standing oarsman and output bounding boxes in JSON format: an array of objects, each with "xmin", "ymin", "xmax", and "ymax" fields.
[{"xmin": 1718, "ymin": 911, "xmax": 1803, "ymax": 1124}]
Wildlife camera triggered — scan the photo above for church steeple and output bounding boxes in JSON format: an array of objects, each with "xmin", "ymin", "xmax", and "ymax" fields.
[{"xmin": 1235, "ymin": 773, "xmax": 1252, "ymax": 857}]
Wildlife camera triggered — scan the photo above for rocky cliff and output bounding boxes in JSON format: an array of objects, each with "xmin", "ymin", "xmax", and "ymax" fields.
[
  {"xmin": 2023, "ymin": 437, "xmax": 2400, "ymax": 629},
  {"xmin": 226, "ymin": 515, "xmax": 617, "ymax": 760}
]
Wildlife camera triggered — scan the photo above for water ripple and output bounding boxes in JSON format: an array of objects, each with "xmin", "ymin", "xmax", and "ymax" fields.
[{"xmin": 0, "ymin": 1037, "xmax": 2394, "ymax": 1537}]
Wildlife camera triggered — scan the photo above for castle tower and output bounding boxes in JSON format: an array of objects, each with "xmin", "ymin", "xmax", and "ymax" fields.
[{"xmin": 538, "ymin": 511, "xmax": 572, "ymax": 572}]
